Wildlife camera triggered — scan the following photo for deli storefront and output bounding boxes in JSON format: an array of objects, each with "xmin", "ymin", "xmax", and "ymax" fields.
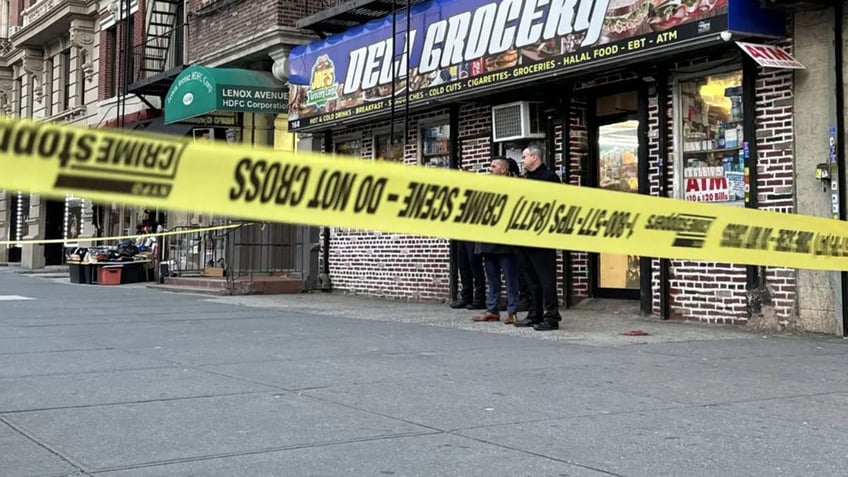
[{"xmin": 287, "ymin": 0, "xmax": 796, "ymax": 324}]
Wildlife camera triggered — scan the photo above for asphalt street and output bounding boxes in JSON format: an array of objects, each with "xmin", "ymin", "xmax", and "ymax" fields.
[{"xmin": 1, "ymin": 267, "xmax": 847, "ymax": 476}]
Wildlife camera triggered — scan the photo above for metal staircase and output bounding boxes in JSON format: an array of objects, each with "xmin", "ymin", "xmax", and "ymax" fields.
[{"xmin": 140, "ymin": 0, "xmax": 182, "ymax": 78}]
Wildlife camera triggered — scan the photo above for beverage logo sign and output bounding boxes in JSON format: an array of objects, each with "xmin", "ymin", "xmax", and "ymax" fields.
[
  {"xmin": 306, "ymin": 55, "xmax": 339, "ymax": 107},
  {"xmin": 286, "ymin": 0, "xmax": 752, "ymax": 130}
]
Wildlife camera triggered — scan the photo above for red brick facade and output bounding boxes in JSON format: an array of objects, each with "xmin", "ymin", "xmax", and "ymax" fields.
[
  {"xmin": 98, "ymin": 2, "xmax": 146, "ymax": 101},
  {"xmin": 186, "ymin": 0, "xmax": 315, "ymax": 62},
  {"xmin": 319, "ymin": 43, "xmax": 797, "ymax": 324}
]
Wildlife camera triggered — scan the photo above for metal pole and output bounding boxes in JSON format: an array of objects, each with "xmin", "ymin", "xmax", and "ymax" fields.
[
  {"xmin": 404, "ymin": 0, "xmax": 410, "ymax": 150},
  {"xmin": 389, "ymin": 0, "xmax": 396, "ymax": 143},
  {"xmin": 833, "ymin": 2, "xmax": 848, "ymax": 336}
]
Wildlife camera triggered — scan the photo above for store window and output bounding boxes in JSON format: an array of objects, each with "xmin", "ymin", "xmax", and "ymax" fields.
[
  {"xmin": 677, "ymin": 70, "xmax": 745, "ymax": 205},
  {"xmin": 420, "ymin": 122, "xmax": 450, "ymax": 168},
  {"xmin": 373, "ymin": 129, "xmax": 405, "ymax": 162},
  {"xmin": 334, "ymin": 136, "xmax": 362, "ymax": 158},
  {"xmin": 64, "ymin": 195, "xmax": 84, "ymax": 243}
]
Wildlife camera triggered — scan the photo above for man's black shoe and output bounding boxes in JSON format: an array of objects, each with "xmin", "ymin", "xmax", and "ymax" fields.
[
  {"xmin": 533, "ymin": 321, "xmax": 559, "ymax": 331},
  {"xmin": 449, "ymin": 301, "xmax": 469, "ymax": 309},
  {"xmin": 467, "ymin": 302, "xmax": 486, "ymax": 310},
  {"xmin": 514, "ymin": 319, "xmax": 542, "ymax": 327}
]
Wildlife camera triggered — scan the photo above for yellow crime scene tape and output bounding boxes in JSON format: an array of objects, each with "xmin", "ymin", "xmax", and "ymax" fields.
[
  {"xmin": 0, "ymin": 223, "xmax": 243, "ymax": 246},
  {"xmin": 0, "ymin": 116, "xmax": 847, "ymax": 271}
]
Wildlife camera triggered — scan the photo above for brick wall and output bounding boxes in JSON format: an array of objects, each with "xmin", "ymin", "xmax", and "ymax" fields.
[
  {"xmin": 326, "ymin": 106, "xmax": 452, "ymax": 302},
  {"xmin": 566, "ymin": 98, "xmax": 589, "ymax": 301},
  {"xmin": 186, "ymin": 0, "xmax": 314, "ymax": 62},
  {"xmin": 98, "ymin": 4, "xmax": 145, "ymax": 101},
  {"xmin": 317, "ymin": 46, "xmax": 797, "ymax": 321},
  {"xmin": 754, "ymin": 38, "xmax": 797, "ymax": 321},
  {"xmin": 645, "ymin": 43, "xmax": 797, "ymax": 324}
]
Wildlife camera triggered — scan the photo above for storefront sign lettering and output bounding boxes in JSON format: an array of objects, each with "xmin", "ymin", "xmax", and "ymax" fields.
[
  {"xmin": 686, "ymin": 176, "xmax": 729, "ymax": 203},
  {"xmin": 288, "ymin": 0, "xmax": 782, "ymax": 130},
  {"xmin": 736, "ymin": 41, "xmax": 806, "ymax": 69},
  {"xmin": 216, "ymin": 87, "xmax": 288, "ymax": 113}
]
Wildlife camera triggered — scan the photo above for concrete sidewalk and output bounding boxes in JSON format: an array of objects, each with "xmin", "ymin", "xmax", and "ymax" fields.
[
  {"xmin": 203, "ymin": 291, "xmax": 779, "ymax": 347},
  {"xmin": 3, "ymin": 269, "xmax": 847, "ymax": 476}
]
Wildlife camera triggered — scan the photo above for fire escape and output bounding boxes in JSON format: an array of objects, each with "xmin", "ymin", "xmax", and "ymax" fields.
[{"xmin": 123, "ymin": 0, "xmax": 186, "ymax": 122}]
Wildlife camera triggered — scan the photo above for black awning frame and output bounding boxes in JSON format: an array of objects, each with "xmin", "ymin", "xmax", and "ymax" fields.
[{"xmin": 297, "ymin": 0, "xmax": 430, "ymax": 35}]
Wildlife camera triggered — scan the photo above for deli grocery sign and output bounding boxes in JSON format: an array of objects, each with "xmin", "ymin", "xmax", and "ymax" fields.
[{"xmin": 287, "ymin": 0, "xmax": 784, "ymax": 130}]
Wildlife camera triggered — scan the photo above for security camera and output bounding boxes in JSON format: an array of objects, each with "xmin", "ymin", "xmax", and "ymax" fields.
[{"xmin": 719, "ymin": 31, "xmax": 732, "ymax": 42}]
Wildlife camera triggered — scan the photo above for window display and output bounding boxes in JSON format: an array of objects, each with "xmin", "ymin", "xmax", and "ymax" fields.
[
  {"xmin": 374, "ymin": 130, "xmax": 404, "ymax": 162},
  {"xmin": 679, "ymin": 70, "xmax": 745, "ymax": 205},
  {"xmin": 335, "ymin": 139, "xmax": 362, "ymax": 158},
  {"xmin": 421, "ymin": 124, "xmax": 450, "ymax": 168},
  {"xmin": 64, "ymin": 196, "xmax": 83, "ymax": 244}
]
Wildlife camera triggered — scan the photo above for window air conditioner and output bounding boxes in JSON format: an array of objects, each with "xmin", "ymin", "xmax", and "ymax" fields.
[{"xmin": 492, "ymin": 101, "xmax": 545, "ymax": 142}]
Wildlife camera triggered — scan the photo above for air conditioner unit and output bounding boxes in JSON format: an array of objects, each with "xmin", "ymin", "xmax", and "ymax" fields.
[{"xmin": 492, "ymin": 101, "xmax": 545, "ymax": 142}]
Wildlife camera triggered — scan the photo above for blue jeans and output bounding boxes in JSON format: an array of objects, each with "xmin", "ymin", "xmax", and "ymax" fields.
[{"xmin": 483, "ymin": 254, "xmax": 520, "ymax": 313}]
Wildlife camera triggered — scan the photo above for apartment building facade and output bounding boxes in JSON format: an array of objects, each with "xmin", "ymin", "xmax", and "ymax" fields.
[{"xmin": 0, "ymin": 0, "xmax": 176, "ymax": 268}]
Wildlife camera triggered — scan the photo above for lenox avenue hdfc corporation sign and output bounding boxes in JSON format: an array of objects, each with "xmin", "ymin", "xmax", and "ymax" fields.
[{"xmin": 286, "ymin": 0, "xmax": 785, "ymax": 130}]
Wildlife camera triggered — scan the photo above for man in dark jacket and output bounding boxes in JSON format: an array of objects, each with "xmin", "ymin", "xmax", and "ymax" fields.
[
  {"xmin": 450, "ymin": 239, "xmax": 486, "ymax": 310},
  {"xmin": 514, "ymin": 145, "xmax": 563, "ymax": 331},
  {"xmin": 471, "ymin": 157, "xmax": 520, "ymax": 324}
]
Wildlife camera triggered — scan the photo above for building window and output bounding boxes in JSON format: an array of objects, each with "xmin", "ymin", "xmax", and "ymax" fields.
[
  {"xmin": 106, "ymin": 26, "xmax": 117, "ymax": 97},
  {"xmin": 106, "ymin": 14, "xmax": 136, "ymax": 97},
  {"xmin": 77, "ymin": 51, "xmax": 86, "ymax": 105},
  {"xmin": 373, "ymin": 128, "xmax": 405, "ymax": 162},
  {"xmin": 126, "ymin": 15, "xmax": 135, "ymax": 84},
  {"xmin": 420, "ymin": 122, "xmax": 450, "ymax": 168},
  {"xmin": 15, "ymin": 76, "xmax": 22, "ymax": 116},
  {"xmin": 27, "ymin": 74, "xmax": 34, "ymax": 117},
  {"xmin": 61, "ymin": 49, "xmax": 72, "ymax": 110},
  {"xmin": 44, "ymin": 57, "xmax": 53, "ymax": 116},
  {"xmin": 677, "ymin": 69, "xmax": 745, "ymax": 205}
]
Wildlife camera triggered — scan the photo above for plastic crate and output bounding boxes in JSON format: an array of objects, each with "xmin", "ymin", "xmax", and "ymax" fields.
[{"xmin": 98, "ymin": 266, "xmax": 122, "ymax": 285}]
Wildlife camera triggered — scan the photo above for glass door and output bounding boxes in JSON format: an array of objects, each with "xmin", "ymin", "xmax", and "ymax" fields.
[{"xmin": 595, "ymin": 117, "xmax": 641, "ymax": 297}]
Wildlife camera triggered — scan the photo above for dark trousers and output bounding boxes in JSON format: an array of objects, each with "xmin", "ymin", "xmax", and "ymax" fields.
[
  {"xmin": 518, "ymin": 270, "xmax": 529, "ymax": 306},
  {"xmin": 483, "ymin": 253, "xmax": 519, "ymax": 314},
  {"xmin": 517, "ymin": 246, "xmax": 561, "ymax": 322},
  {"xmin": 457, "ymin": 240, "xmax": 485, "ymax": 304}
]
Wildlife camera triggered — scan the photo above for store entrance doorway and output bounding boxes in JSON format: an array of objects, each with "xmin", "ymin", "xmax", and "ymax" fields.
[
  {"xmin": 588, "ymin": 91, "xmax": 646, "ymax": 300},
  {"xmin": 43, "ymin": 200, "xmax": 65, "ymax": 266}
]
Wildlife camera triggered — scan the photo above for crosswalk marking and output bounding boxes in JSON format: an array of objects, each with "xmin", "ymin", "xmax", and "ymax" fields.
[{"xmin": 0, "ymin": 295, "xmax": 34, "ymax": 301}]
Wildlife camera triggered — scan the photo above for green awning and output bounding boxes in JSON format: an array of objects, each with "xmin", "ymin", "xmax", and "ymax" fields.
[{"xmin": 164, "ymin": 65, "xmax": 288, "ymax": 124}]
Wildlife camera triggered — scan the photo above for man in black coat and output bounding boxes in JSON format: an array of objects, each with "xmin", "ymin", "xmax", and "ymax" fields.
[{"xmin": 514, "ymin": 145, "xmax": 563, "ymax": 331}]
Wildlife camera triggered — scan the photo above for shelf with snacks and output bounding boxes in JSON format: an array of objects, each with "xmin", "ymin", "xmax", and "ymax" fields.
[
  {"xmin": 682, "ymin": 146, "xmax": 744, "ymax": 155},
  {"xmin": 420, "ymin": 123, "xmax": 450, "ymax": 167},
  {"xmin": 678, "ymin": 70, "xmax": 746, "ymax": 204}
]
